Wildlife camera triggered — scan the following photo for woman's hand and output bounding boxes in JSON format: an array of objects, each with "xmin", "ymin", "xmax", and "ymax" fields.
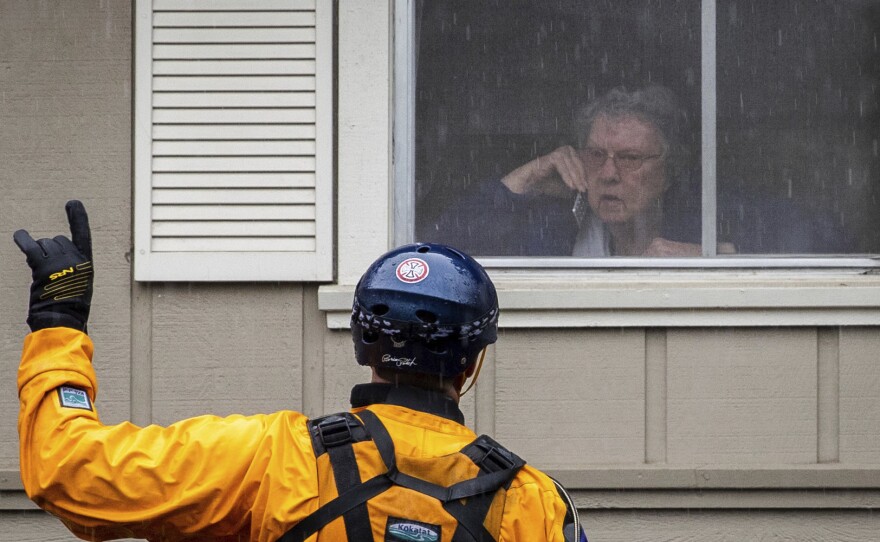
[
  {"xmin": 501, "ymin": 145, "xmax": 587, "ymax": 197},
  {"xmin": 642, "ymin": 238, "xmax": 701, "ymax": 256},
  {"xmin": 642, "ymin": 238, "xmax": 737, "ymax": 257}
]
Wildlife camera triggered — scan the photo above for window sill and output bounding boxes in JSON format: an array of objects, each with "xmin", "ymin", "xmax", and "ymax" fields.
[
  {"xmin": 318, "ymin": 271, "xmax": 880, "ymax": 328},
  {"xmin": 550, "ymin": 466, "xmax": 880, "ymax": 509},
  {"xmin": 548, "ymin": 465, "xmax": 880, "ymax": 490}
]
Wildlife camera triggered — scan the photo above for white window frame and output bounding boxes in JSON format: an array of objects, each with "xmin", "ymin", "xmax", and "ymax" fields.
[{"xmin": 321, "ymin": 0, "xmax": 880, "ymax": 328}]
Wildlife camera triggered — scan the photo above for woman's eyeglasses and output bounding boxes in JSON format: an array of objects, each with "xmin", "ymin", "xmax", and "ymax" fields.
[{"xmin": 581, "ymin": 147, "xmax": 663, "ymax": 172}]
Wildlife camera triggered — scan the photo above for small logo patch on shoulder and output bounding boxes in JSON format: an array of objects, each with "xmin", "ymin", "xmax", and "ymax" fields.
[
  {"xmin": 385, "ymin": 517, "xmax": 440, "ymax": 542},
  {"xmin": 57, "ymin": 386, "xmax": 92, "ymax": 411}
]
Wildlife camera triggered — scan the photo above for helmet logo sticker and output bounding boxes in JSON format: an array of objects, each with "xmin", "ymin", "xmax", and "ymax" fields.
[{"xmin": 396, "ymin": 258, "xmax": 429, "ymax": 284}]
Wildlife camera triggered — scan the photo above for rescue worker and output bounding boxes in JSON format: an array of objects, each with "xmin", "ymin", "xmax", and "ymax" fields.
[{"xmin": 15, "ymin": 200, "xmax": 587, "ymax": 541}]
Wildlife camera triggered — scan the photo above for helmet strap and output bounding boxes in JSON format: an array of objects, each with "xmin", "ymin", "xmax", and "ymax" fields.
[{"xmin": 458, "ymin": 347, "xmax": 487, "ymax": 398}]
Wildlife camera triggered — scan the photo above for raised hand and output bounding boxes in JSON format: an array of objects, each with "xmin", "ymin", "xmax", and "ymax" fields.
[{"xmin": 13, "ymin": 200, "xmax": 94, "ymax": 332}]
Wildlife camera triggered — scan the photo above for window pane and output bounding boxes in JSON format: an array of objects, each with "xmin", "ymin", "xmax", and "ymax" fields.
[
  {"xmin": 411, "ymin": 0, "xmax": 879, "ymax": 259},
  {"xmin": 413, "ymin": 1, "xmax": 704, "ymax": 257},
  {"xmin": 716, "ymin": 0, "xmax": 880, "ymax": 254}
]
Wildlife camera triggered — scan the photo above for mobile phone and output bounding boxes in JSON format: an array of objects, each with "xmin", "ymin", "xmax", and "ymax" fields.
[{"xmin": 571, "ymin": 192, "xmax": 588, "ymax": 229}]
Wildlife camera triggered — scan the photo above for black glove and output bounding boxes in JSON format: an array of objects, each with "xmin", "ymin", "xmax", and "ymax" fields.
[{"xmin": 13, "ymin": 200, "xmax": 94, "ymax": 333}]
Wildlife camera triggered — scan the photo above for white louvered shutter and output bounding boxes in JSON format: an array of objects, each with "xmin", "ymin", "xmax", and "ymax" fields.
[{"xmin": 134, "ymin": 0, "xmax": 332, "ymax": 281}]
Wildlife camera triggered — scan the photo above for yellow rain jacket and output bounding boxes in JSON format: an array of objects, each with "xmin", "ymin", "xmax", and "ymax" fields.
[{"xmin": 18, "ymin": 328, "xmax": 575, "ymax": 541}]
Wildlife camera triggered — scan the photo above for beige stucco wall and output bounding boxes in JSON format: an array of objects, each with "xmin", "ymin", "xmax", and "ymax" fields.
[
  {"xmin": 1, "ymin": 1, "xmax": 878, "ymax": 540},
  {"xmin": 0, "ymin": 0, "xmax": 134, "ymax": 468}
]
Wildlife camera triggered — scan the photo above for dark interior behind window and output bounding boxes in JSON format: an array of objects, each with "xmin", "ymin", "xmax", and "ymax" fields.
[
  {"xmin": 412, "ymin": 0, "xmax": 879, "ymax": 257},
  {"xmin": 716, "ymin": 0, "xmax": 880, "ymax": 254}
]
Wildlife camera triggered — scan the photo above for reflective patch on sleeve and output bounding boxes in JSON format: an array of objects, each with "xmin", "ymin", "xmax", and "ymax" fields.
[{"xmin": 57, "ymin": 386, "xmax": 92, "ymax": 411}]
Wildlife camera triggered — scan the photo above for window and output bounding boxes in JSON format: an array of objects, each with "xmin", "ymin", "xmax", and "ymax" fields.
[{"xmin": 398, "ymin": 0, "xmax": 880, "ymax": 264}]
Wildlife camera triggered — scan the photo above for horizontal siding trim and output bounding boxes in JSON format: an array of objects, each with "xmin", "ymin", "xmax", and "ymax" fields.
[
  {"xmin": 5, "ymin": 467, "xmax": 878, "ymax": 490},
  {"xmin": 0, "ymin": 492, "xmax": 39, "ymax": 510},
  {"xmin": 550, "ymin": 467, "xmax": 880, "ymax": 490},
  {"xmin": 3, "ymin": 488, "xmax": 880, "ymax": 511},
  {"xmin": 568, "ymin": 488, "xmax": 880, "ymax": 509},
  {"xmin": 323, "ymin": 306, "xmax": 880, "ymax": 328},
  {"xmin": 4, "ymin": 466, "xmax": 880, "ymax": 509},
  {"xmin": 136, "ymin": 251, "xmax": 327, "ymax": 281},
  {"xmin": 318, "ymin": 279, "xmax": 880, "ymax": 328}
]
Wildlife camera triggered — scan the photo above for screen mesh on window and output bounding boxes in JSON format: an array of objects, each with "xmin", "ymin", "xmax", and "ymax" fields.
[{"xmin": 412, "ymin": 0, "xmax": 879, "ymax": 258}]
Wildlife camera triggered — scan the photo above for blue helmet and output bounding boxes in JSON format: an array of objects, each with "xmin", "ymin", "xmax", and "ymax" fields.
[{"xmin": 351, "ymin": 243, "xmax": 499, "ymax": 377}]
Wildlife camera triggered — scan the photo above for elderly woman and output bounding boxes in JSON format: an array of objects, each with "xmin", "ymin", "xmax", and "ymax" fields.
[
  {"xmin": 502, "ymin": 85, "xmax": 699, "ymax": 256},
  {"xmin": 424, "ymin": 86, "xmax": 706, "ymax": 257}
]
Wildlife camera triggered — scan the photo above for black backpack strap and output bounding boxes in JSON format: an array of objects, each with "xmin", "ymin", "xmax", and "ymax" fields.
[
  {"xmin": 445, "ymin": 435, "xmax": 526, "ymax": 542},
  {"xmin": 359, "ymin": 410, "xmax": 500, "ymax": 542},
  {"xmin": 304, "ymin": 413, "xmax": 374, "ymax": 540},
  {"xmin": 281, "ymin": 411, "xmax": 525, "ymax": 542},
  {"xmin": 445, "ymin": 494, "xmax": 496, "ymax": 542},
  {"xmin": 307, "ymin": 413, "xmax": 369, "ymax": 456},
  {"xmin": 278, "ymin": 475, "xmax": 393, "ymax": 542},
  {"xmin": 354, "ymin": 409, "xmax": 398, "ymax": 470},
  {"xmin": 460, "ymin": 435, "xmax": 526, "ymax": 481},
  {"xmin": 358, "ymin": 410, "xmax": 524, "ymax": 501}
]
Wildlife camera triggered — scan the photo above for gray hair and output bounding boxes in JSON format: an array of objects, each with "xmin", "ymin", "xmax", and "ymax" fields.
[{"xmin": 574, "ymin": 85, "xmax": 691, "ymax": 181}]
